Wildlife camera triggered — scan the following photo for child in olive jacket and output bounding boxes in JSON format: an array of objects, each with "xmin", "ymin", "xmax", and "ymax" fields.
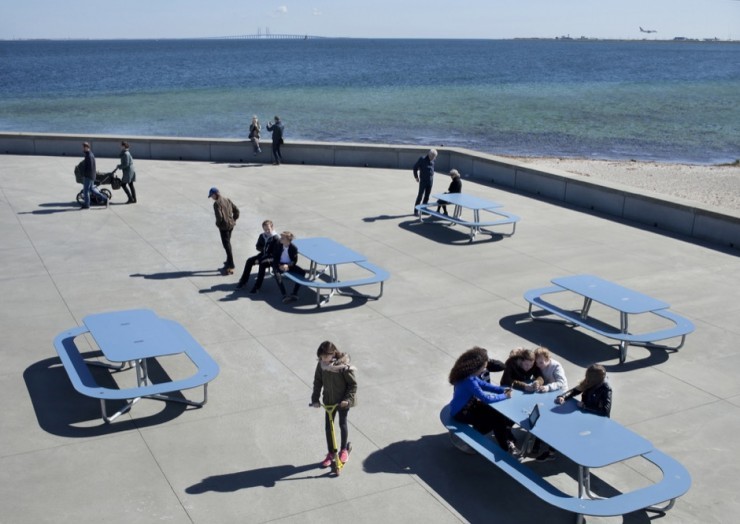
[{"xmin": 311, "ymin": 341, "xmax": 357, "ymax": 467}]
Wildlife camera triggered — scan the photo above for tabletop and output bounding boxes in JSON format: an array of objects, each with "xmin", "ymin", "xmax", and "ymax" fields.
[
  {"xmin": 83, "ymin": 309, "xmax": 194, "ymax": 362},
  {"xmin": 491, "ymin": 389, "xmax": 653, "ymax": 468},
  {"xmin": 293, "ymin": 237, "xmax": 367, "ymax": 266},
  {"xmin": 552, "ymin": 274, "xmax": 670, "ymax": 314},
  {"xmin": 431, "ymin": 193, "xmax": 503, "ymax": 210}
]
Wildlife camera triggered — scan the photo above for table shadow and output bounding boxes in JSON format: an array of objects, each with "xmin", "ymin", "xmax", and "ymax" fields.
[
  {"xmin": 398, "ymin": 218, "xmax": 506, "ymax": 245},
  {"xmin": 363, "ymin": 433, "xmax": 652, "ymax": 524},
  {"xmin": 498, "ymin": 312, "xmax": 670, "ymax": 372},
  {"xmin": 24, "ymin": 353, "xmax": 190, "ymax": 437},
  {"xmin": 185, "ymin": 463, "xmax": 326, "ymax": 493}
]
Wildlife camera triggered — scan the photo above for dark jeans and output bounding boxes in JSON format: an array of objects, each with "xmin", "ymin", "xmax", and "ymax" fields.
[
  {"xmin": 325, "ymin": 407, "xmax": 349, "ymax": 453},
  {"xmin": 239, "ymin": 255, "xmax": 271, "ymax": 289},
  {"xmin": 271, "ymin": 141, "xmax": 283, "ymax": 164},
  {"xmin": 453, "ymin": 398, "xmax": 514, "ymax": 450},
  {"xmin": 121, "ymin": 182, "xmax": 136, "ymax": 203},
  {"xmin": 219, "ymin": 228, "xmax": 234, "ymax": 269},
  {"xmin": 275, "ymin": 264, "xmax": 305, "ymax": 296},
  {"xmin": 414, "ymin": 177, "xmax": 433, "ymax": 207}
]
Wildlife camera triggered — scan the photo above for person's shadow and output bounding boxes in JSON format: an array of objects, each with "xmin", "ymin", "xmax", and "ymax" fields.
[
  {"xmin": 362, "ymin": 213, "xmax": 411, "ymax": 223},
  {"xmin": 131, "ymin": 269, "xmax": 223, "ymax": 280},
  {"xmin": 186, "ymin": 463, "xmax": 327, "ymax": 493},
  {"xmin": 18, "ymin": 202, "xmax": 84, "ymax": 215}
]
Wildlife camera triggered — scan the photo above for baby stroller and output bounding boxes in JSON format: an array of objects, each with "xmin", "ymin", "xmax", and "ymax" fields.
[{"xmin": 74, "ymin": 162, "xmax": 120, "ymax": 205}]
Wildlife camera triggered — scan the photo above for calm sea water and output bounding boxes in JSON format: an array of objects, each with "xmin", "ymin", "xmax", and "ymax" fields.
[{"xmin": 1, "ymin": 39, "xmax": 738, "ymax": 163}]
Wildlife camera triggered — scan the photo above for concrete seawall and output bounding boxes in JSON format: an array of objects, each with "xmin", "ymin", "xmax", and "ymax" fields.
[{"xmin": 1, "ymin": 131, "xmax": 738, "ymax": 251}]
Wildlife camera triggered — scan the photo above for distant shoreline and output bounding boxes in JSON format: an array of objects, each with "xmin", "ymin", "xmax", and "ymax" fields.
[{"xmin": 2, "ymin": 37, "xmax": 738, "ymax": 43}]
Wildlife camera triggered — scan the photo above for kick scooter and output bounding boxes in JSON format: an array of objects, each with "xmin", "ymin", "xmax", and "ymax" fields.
[{"xmin": 313, "ymin": 403, "xmax": 352, "ymax": 476}]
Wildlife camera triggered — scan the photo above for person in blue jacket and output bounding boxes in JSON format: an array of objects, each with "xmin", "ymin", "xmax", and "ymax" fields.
[{"xmin": 449, "ymin": 346, "xmax": 520, "ymax": 455}]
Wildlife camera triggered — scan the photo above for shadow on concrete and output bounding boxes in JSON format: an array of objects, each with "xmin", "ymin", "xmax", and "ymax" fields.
[
  {"xmin": 185, "ymin": 463, "xmax": 327, "ymax": 493},
  {"xmin": 362, "ymin": 213, "xmax": 411, "ymax": 223},
  {"xmin": 18, "ymin": 202, "xmax": 84, "ymax": 215},
  {"xmin": 498, "ymin": 312, "xmax": 670, "ymax": 372},
  {"xmin": 24, "ymin": 353, "xmax": 189, "ymax": 437},
  {"xmin": 203, "ymin": 281, "xmax": 371, "ymax": 312},
  {"xmin": 131, "ymin": 269, "xmax": 223, "ymax": 280},
  {"xmin": 363, "ymin": 433, "xmax": 651, "ymax": 524},
  {"xmin": 226, "ymin": 163, "xmax": 264, "ymax": 169},
  {"xmin": 398, "ymin": 218, "xmax": 506, "ymax": 245}
]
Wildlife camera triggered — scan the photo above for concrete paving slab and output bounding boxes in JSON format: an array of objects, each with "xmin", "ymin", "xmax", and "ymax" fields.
[{"xmin": 1, "ymin": 153, "xmax": 739, "ymax": 523}]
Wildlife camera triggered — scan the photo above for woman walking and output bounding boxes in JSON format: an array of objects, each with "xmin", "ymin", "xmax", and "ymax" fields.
[{"xmin": 117, "ymin": 141, "xmax": 137, "ymax": 204}]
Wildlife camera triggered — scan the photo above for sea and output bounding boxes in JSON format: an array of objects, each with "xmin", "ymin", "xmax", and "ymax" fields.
[{"xmin": 0, "ymin": 38, "xmax": 738, "ymax": 164}]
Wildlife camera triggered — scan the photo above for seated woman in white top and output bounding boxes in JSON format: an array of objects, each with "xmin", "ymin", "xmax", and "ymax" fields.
[{"xmin": 535, "ymin": 346, "xmax": 568, "ymax": 393}]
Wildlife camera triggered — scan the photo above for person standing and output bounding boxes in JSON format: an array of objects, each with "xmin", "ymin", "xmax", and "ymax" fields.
[
  {"xmin": 266, "ymin": 115, "xmax": 284, "ymax": 165},
  {"xmin": 80, "ymin": 142, "xmax": 109, "ymax": 209},
  {"xmin": 236, "ymin": 219, "xmax": 279, "ymax": 293},
  {"xmin": 310, "ymin": 341, "xmax": 357, "ymax": 468},
  {"xmin": 412, "ymin": 148, "xmax": 437, "ymax": 216},
  {"xmin": 208, "ymin": 187, "xmax": 240, "ymax": 275},
  {"xmin": 117, "ymin": 141, "xmax": 137, "ymax": 204},
  {"xmin": 248, "ymin": 115, "xmax": 262, "ymax": 155}
]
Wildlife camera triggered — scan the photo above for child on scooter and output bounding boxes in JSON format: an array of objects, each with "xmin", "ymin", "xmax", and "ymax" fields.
[{"xmin": 310, "ymin": 341, "xmax": 357, "ymax": 468}]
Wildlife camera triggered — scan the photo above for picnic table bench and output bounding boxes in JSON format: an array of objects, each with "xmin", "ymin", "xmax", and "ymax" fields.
[
  {"xmin": 283, "ymin": 260, "xmax": 389, "ymax": 306},
  {"xmin": 524, "ymin": 276, "xmax": 694, "ymax": 363},
  {"xmin": 441, "ymin": 404, "xmax": 691, "ymax": 523},
  {"xmin": 54, "ymin": 312, "xmax": 220, "ymax": 423},
  {"xmin": 416, "ymin": 202, "xmax": 519, "ymax": 241}
]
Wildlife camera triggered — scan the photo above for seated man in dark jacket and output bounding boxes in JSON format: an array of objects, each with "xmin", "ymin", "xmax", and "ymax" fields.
[{"xmin": 237, "ymin": 219, "xmax": 280, "ymax": 293}]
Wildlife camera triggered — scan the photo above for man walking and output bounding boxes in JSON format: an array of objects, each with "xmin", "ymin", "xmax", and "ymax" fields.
[
  {"xmin": 412, "ymin": 148, "xmax": 437, "ymax": 216},
  {"xmin": 209, "ymin": 187, "xmax": 240, "ymax": 275},
  {"xmin": 81, "ymin": 142, "xmax": 109, "ymax": 209}
]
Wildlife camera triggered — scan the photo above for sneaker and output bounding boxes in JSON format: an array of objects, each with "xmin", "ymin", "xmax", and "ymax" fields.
[
  {"xmin": 320, "ymin": 452, "xmax": 335, "ymax": 468},
  {"xmin": 507, "ymin": 441, "xmax": 520, "ymax": 457},
  {"xmin": 338, "ymin": 448, "xmax": 349, "ymax": 463},
  {"xmin": 248, "ymin": 287, "xmax": 259, "ymax": 295},
  {"xmin": 535, "ymin": 450, "xmax": 556, "ymax": 462},
  {"xmin": 282, "ymin": 295, "xmax": 292, "ymax": 303},
  {"xmin": 236, "ymin": 281, "xmax": 246, "ymax": 289}
]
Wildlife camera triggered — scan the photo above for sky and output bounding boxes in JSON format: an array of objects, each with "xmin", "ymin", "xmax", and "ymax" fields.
[{"xmin": 1, "ymin": 0, "xmax": 738, "ymax": 40}]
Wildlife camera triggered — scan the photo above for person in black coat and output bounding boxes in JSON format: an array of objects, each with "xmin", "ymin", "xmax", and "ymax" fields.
[
  {"xmin": 412, "ymin": 148, "xmax": 437, "ymax": 215},
  {"xmin": 237, "ymin": 219, "xmax": 279, "ymax": 292},
  {"xmin": 436, "ymin": 169, "xmax": 462, "ymax": 215},
  {"xmin": 556, "ymin": 364, "xmax": 612, "ymax": 417},
  {"xmin": 266, "ymin": 115, "xmax": 284, "ymax": 165},
  {"xmin": 272, "ymin": 231, "xmax": 306, "ymax": 303}
]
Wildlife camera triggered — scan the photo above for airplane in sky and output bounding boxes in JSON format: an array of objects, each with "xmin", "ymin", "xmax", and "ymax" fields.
[{"xmin": 640, "ymin": 26, "xmax": 657, "ymax": 33}]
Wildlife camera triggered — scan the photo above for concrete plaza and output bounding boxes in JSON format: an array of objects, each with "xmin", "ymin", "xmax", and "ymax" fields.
[{"xmin": 1, "ymin": 153, "xmax": 738, "ymax": 523}]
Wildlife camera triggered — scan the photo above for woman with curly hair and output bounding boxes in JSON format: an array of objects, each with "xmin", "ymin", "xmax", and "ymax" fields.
[
  {"xmin": 556, "ymin": 364, "xmax": 611, "ymax": 417},
  {"xmin": 448, "ymin": 346, "xmax": 519, "ymax": 455}
]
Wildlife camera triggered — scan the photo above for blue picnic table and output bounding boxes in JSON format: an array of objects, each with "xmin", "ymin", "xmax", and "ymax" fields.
[{"xmin": 54, "ymin": 309, "xmax": 220, "ymax": 423}]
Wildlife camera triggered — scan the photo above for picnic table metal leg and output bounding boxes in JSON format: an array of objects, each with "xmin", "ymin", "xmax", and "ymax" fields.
[
  {"xmin": 580, "ymin": 298, "xmax": 593, "ymax": 319},
  {"xmin": 619, "ymin": 313, "xmax": 629, "ymax": 363}
]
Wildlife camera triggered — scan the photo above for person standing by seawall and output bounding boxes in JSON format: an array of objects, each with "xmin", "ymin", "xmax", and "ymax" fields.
[
  {"xmin": 412, "ymin": 148, "xmax": 437, "ymax": 216},
  {"xmin": 117, "ymin": 141, "xmax": 137, "ymax": 204},
  {"xmin": 266, "ymin": 115, "xmax": 284, "ymax": 165},
  {"xmin": 81, "ymin": 142, "xmax": 109, "ymax": 209},
  {"xmin": 248, "ymin": 115, "xmax": 262, "ymax": 156},
  {"xmin": 209, "ymin": 187, "xmax": 240, "ymax": 275}
]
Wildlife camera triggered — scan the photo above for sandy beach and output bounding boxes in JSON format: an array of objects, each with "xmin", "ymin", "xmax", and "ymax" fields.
[{"xmin": 507, "ymin": 157, "xmax": 740, "ymax": 213}]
